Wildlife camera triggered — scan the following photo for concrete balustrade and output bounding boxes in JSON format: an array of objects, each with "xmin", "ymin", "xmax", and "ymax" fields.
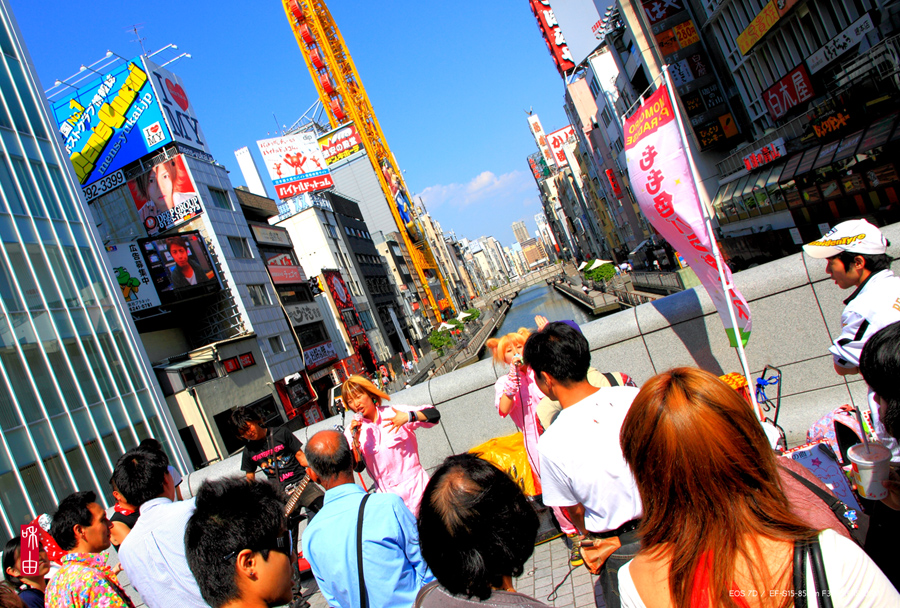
[{"xmin": 182, "ymin": 224, "xmax": 900, "ymax": 497}]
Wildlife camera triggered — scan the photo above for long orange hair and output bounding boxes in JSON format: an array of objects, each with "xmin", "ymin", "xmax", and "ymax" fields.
[
  {"xmin": 620, "ymin": 368, "xmax": 816, "ymax": 608},
  {"xmin": 341, "ymin": 375, "xmax": 390, "ymax": 406},
  {"xmin": 485, "ymin": 328, "xmax": 530, "ymax": 364}
]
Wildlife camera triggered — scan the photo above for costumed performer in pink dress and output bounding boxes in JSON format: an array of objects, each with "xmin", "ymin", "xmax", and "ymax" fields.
[
  {"xmin": 341, "ymin": 375, "xmax": 441, "ymax": 514},
  {"xmin": 487, "ymin": 328, "xmax": 578, "ymax": 541}
]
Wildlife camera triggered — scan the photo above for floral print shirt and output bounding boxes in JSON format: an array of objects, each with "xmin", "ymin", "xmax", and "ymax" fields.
[{"xmin": 45, "ymin": 552, "xmax": 135, "ymax": 608}]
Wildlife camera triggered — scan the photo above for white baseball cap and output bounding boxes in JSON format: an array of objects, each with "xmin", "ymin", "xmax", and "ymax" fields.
[{"xmin": 802, "ymin": 219, "xmax": 888, "ymax": 259}]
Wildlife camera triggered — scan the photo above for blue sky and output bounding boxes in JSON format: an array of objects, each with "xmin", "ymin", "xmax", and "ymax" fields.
[{"xmin": 10, "ymin": 1, "xmax": 574, "ymax": 247}]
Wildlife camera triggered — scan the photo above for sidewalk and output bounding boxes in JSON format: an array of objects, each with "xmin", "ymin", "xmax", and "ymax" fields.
[{"xmin": 300, "ymin": 533, "xmax": 602, "ymax": 607}]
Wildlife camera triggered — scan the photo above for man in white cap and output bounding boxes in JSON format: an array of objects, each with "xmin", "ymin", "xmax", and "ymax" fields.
[{"xmin": 803, "ymin": 218, "xmax": 900, "ymax": 457}]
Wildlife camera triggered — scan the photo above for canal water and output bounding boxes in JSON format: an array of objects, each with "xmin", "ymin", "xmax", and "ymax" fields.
[{"xmin": 480, "ymin": 283, "xmax": 599, "ymax": 360}]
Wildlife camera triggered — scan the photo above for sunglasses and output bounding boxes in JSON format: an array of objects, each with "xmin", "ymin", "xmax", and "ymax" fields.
[{"xmin": 222, "ymin": 530, "xmax": 293, "ymax": 561}]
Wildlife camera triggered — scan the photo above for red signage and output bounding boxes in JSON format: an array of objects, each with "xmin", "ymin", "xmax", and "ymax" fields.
[
  {"xmin": 274, "ymin": 174, "xmax": 334, "ymax": 198},
  {"xmin": 239, "ymin": 352, "xmax": 255, "ymax": 368},
  {"xmin": 641, "ymin": 0, "xmax": 684, "ymax": 25},
  {"xmin": 19, "ymin": 523, "xmax": 41, "ymax": 576},
  {"xmin": 223, "ymin": 357, "xmax": 240, "ymax": 373},
  {"xmin": 764, "ymin": 64, "xmax": 815, "ymax": 121},
  {"xmin": 269, "ymin": 265, "xmax": 306, "ymax": 284},
  {"xmin": 606, "ymin": 169, "xmax": 623, "ymax": 199},
  {"xmin": 529, "ymin": 0, "xmax": 576, "ymax": 77}
]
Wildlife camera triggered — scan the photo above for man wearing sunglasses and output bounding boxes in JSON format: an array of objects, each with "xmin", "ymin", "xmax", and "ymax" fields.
[{"xmin": 185, "ymin": 477, "xmax": 294, "ymax": 608}]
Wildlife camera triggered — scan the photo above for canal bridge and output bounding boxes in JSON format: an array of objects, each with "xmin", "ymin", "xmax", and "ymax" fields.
[{"xmin": 181, "ymin": 223, "xmax": 900, "ymax": 496}]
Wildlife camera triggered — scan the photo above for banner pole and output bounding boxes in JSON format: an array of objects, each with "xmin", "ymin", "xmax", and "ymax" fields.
[{"xmin": 660, "ymin": 65, "xmax": 762, "ymax": 419}]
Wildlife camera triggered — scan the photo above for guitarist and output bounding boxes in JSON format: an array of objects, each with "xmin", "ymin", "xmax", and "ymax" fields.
[{"xmin": 231, "ymin": 406, "xmax": 324, "ymax": 608}]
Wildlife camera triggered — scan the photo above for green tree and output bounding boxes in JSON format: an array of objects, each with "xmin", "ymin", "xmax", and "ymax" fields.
[
  {"xmin": 464, "ymin": 308, "xmax": 481, "ymax": 322},
  {"xmin": 585, "ymin": 262, "xmax": 616, "ymax": 283},
  {"xmin": 428, "ymin": 330, "xmax": 454, "ymax": 357}
]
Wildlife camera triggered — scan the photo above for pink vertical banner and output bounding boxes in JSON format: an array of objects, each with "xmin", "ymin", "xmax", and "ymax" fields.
[
  {"xmin": 19, "ymin": 523, "xmax": 41, "ymax": 575},
  {"xmin": 623, "ymin": 85, "xmax": 752, "ymax": 346}
]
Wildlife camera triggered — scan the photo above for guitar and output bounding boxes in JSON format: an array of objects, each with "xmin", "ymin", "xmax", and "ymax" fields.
[{"xmin": 283, "ymin": 472, "xmax": 312, "ymax": 518}]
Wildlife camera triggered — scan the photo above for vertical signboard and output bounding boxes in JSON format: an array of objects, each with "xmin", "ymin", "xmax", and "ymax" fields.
[
  {"xmin": 51, "ymin": 57, "xmax": 172, "ymax": 187},
  {"xmin": 527, "ymin": 114, "xmax": 555, "ymax": 168},
  {"xmin": 529, "ymin": 0, "xmax": 577, "ymax": 77},
  {"xmin": 258, "ymin": 133, "xmax": 334, "ymax": 199},
  {"xmin": 544, "ymin": 0, "xmax": 604, "ymax": 66}
]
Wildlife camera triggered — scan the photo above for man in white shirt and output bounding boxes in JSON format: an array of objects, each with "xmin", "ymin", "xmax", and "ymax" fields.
[
  {"xmin": 114, "ymin": 449, "xmax": 208, "ymax": 608},
  {"xmin": 523, "ymin": 322, "xmax": 641, "ymax": 608},
  {"xmin": 803, "ymin": 219, "xmax": 900, "ymax": 459}
]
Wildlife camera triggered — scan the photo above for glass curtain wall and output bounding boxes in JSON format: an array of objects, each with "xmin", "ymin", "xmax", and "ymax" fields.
[{"xmin": 0, "ymin": 0, "xmax": 186, "ymax": 537}]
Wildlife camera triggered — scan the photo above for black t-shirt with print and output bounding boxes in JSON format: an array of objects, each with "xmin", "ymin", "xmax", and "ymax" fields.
[{"xmin": 240, "ymin": 426, "xmax": 306, "ymax": 488}]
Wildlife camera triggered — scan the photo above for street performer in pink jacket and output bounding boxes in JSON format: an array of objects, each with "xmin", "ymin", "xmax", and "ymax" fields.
[{"xmin": 341, "ymin": 375, "xmax": 441, "ymax": 514}]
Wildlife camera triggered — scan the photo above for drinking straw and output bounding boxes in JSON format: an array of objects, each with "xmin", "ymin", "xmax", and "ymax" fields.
[{"xmin": 853, "ymin": 405, "xmax": 871, "ymax": 454}]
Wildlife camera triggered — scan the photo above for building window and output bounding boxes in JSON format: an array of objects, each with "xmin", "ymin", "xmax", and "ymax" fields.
[
  {"xmin": 209, "ymin": 188, "xmax": 231, "ymax": 210},
  {"xmin": 247, "ymin": 284, "xmax": 271, "ymax": 307},
  {"xmin": 589, "ymin": 77, "xmax": 601, "ymax": 98},
  {"xmin": 326, "ymin": 224, "xmax": 338, "ymax": 238},
  {"xmin": 345, "ymin": 226, "xmax": 351, "ymax": 235},
  {"xmin": 268, "ymin": 335, "xmax": 285, "ymax": 353},
  {"xmin": 359, "ymin": 309, "xmax": 376, "ymax": 331},
  {"xmin": 601, "ymin": 107, "xmax": 612, "ymax": 127},
  {"xmin": 297, "ymin": 322, "xmax": 328, "ymax": 347},
  {"xmin": 181, "ymin": 361, "xmax": 220, "ymax": 387},
  {"xmin": 228, "ymin": 237, "xmax": 253, "ymax": 259}
]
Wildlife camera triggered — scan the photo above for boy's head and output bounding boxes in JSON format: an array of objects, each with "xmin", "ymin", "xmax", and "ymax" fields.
[
  {"xmin": 230, "ymin": 406, "xmax": 267, "ymax": 442},
  {"xmin": 185, "ymin": 478, "xmax": 291, "ymax": 608}
]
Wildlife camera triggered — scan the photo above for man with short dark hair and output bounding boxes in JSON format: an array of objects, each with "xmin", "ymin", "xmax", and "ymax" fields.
[
  {"xmin": 185, "ymin": 477, "xmax": 293, "ymax": 608},
  {"xmin": 803, "ymin": 219, "xmax": 900, "ymax": 459},
  {"xmin": 523, "ymin": 322, "xmax": 641, "ymax": 608},
  {"xmin": 114, "ymin": 449, "xmax": 206, "ymax": 608},
  {"xmin": 166, "ymin": 235, "xmax": 211, "ymax": 288},
  {"xmin": 45, "ymin": 491, "xmax": 135, "ymax": 608},
  {"xmin": 302, "ymin": 430, "xmax": 432, "ymax": 608}
]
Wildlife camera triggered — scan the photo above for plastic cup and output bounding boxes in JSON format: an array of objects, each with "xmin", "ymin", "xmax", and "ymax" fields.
[{"xmin": 847, "ymin": 442, "xmax": 892, "ymax": 501}]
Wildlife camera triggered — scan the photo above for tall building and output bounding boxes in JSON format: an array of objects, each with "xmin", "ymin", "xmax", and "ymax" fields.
[
  {"xmin": 512, "ymin": 220, "xmax": 530, "ymax": 245},
  {"xmin": 0, "ymin": 1, "xmax": 187, "ymax": 533}
]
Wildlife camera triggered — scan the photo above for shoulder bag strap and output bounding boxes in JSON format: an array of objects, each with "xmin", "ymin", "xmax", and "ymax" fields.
[
  {"xmin": 357, "ymin": 493, "xmax": 372, "ymax": 608},
  {"xmin": 782, "ymin": 467, "xmax": 866, "ymax": 544},
  {"xmin": 413, "ymin": 581, "xmax": 440, "ymax": 608},
  {"xmin": 809, "ymin": 536, "xmax": 834, "ymax": 608},
  {"xmin": 793, "ymin": 539, "xmax": 807, "ymax": 608}
]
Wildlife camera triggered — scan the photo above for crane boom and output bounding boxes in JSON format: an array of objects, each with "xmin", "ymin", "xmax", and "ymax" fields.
[{"xmin": 281, "ymin": 0, "xmax": 454, "ymax": 325}]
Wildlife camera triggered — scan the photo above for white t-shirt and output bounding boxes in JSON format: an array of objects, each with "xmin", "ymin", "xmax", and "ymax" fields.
[
  {"xmin": 538, "ymin": 386, "xmax": 642, "ymax": 533},
  {"xmin": 618, "ymin": 529, "xmax": 900, "ymax": 608}
]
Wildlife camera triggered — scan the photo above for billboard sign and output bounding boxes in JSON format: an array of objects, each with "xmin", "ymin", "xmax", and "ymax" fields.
[
  {"xmin": 317, "ymin": 123, "xmax": 365, "ymax": 166},
  {"xmin": 251, "ymin": 224, "xmax": 292, "ymax": 247},
  {"xmin": 143, "ymin": 57, "xmax": 211, "ymax": 156},
  {"xmin": 258, "ymin": 132, "xmax": 334, "ymax": 199},
  {"xmin": 304, "ymin": 341, "xmax": 338, "ymax": 370},
  {"xmin": 106, "ymin": 242, "xmax": 161, "ymax": 314},
  {"xmin": 51, "ymin": 58, "xmax": 172, "ymax": 187},
  {"xmin": 269, "ymin": 265, "xmax": 306, "ymax": 284},
  {"xmin": 529, "ymin": 0, "xmax": 576, "ymax": 77},
  {"xmin": 137, "ymin": 231, "xmax": 220, "ymax": 305},
  {"xmin": 127, "ymin": 154, "xmax": 203, "ymax": 236},
  {"xmin": 527, "ymin": 115, "xmax": 555, "ymax": 168},
  {"xmin": 806, "ymin": 13, "xmax": 874, "ymax": 74},
  {"xmin": 547, "ymin": 125, "xmax": 576, "ymax": 168},
  {"xmin": 285, "ymin": 302, "xmax": 324, "ymax": 326}
]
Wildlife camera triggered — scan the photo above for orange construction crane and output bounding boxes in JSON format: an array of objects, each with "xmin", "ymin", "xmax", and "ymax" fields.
[{"xmin": 281, "ymin": 0, "xmax": 454, "ymax": 325}]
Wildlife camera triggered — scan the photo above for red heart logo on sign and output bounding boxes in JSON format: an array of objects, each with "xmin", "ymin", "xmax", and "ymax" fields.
[{"xmin": 165, "ymin": 78, "xmax": 189, "ymax": 111}]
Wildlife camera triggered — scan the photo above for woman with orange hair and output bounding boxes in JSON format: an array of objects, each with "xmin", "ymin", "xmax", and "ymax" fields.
[
  {"xmin": 341, "ymin": 375, "xmax": 440, "ymax": 514},
  {"xmin": 618, "ymin": 367, "xmax": 897, "ymax": 608}
]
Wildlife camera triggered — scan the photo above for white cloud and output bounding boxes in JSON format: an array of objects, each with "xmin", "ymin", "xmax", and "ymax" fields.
[{"xmin": 419, "ymin": 170, "xmax": 534, "ymax": 211}]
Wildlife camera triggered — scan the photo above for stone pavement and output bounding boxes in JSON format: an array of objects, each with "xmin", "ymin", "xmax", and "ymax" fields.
[{"xmin": 300, "ymin": 533, "xmax": 603, "ymax": 608}]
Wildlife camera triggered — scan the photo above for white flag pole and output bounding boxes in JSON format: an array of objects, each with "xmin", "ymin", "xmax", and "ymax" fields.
[{"xmin": 660, "ymin": 65, "xmax": 761, "ymax": 418}]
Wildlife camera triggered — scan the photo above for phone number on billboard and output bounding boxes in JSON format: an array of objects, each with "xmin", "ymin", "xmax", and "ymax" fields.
[{"xmin": 82, "ymin": 170, "xmax": 126, "ymax": 202}]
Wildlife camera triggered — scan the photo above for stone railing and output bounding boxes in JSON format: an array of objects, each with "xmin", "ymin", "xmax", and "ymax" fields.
[{"xmin": 181, "ymin": 224, "xmax": 900, "ymax": 496}]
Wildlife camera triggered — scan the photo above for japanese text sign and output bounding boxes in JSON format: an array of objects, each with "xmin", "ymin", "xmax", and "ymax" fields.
[
  {"xmin": 764, "ymin": 64, "xmax": 815, "ymax": 120},
  {"xmin": 624, "ymin": 85, "xmax": 751, "ymax": 346},
  {"xmin": 317, "ymin": 123, "xmax": 365, "ymax": 166},
  {"xmin": 106, "ymin": 242, "xmax": 162, "ymax": 314},
  {"xmin": 742, "ymin": 138, "xmax": 786, "ymax": 171},
  {"xmin": 51, "ymin": 58, "xmax": 172, "ymax": 187},
  {"xmin": 547, "ymin": 125, "xmax": 576, "ymax": 168},
  {"xmin": 258, "ymin": 132, "xmax": 334, "ymax": 199},
  {"xmin": 528, "ymin": 114, "xmax": 555, "ymax": 167},
  {"xmin": 19, "ymin": 523, "xmax": 41, "ymax": 576},
  {"xmin": 529, "ymin": 0, "xmax": 576, "ymax": 77},
  {"xmin": 641, "ymin": 0, "xmax": 684, "ymax": 25},
  {"xmin": 807, "ymin": 13, "xmax": 874, "ymax": 74}
]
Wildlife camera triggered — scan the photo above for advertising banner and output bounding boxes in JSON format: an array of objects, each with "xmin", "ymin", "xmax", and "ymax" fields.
[
  {"xmin": 142, "ymin": 57, "xmax": 211, "ymax": 156},
  {"xmin": 547, "ymin": 125, "xmax": 576, "ymax": 168},
  {"xmin": 257, "ymin": 133, "xmax": 334, "ymax": 199},
  {"xmin": 764, "ymin": 64, "xmax": 815, "ymax": 120},
  {"xmin": 269, "ymin": 265, "xmax": 306, "ymax": 284},
  {"xmin": 106, "ymin": 242, "xmax": 162, "ymax": 314},
  {"xmin": 742, "ymin": 137, "xmax": 786, "ymax": 171},
  {"xmin": 544, "ymin": 0, "xmax": 604, "ymax": 66},
  {"xmin": 606, "ymin": 169, "xmax": 624, "ymax": 199},
  {"xmin": 137, "ymin": 230, "xmax": 220, "ymax": 305},
  {"xmin": 624, "ymin": 85, "xmax": 751, "ymax": 346},
  {"xmin": 51, "ymin": 58, "xmax": 171, "ymax": 187},
  {"xmin": 251, "ymin": 224, "xmax": 292, "ymax": 247},
  {"xmin": 128, "ymin": 154, "xmax": 203, "ymax": 236},
  {"xmin": 285, "ymin": 302, "xmax": 323, "ymax": 326},
  {"xmin": 318, "ymin": 123, "xmax": 365, "ymax": 166}
]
